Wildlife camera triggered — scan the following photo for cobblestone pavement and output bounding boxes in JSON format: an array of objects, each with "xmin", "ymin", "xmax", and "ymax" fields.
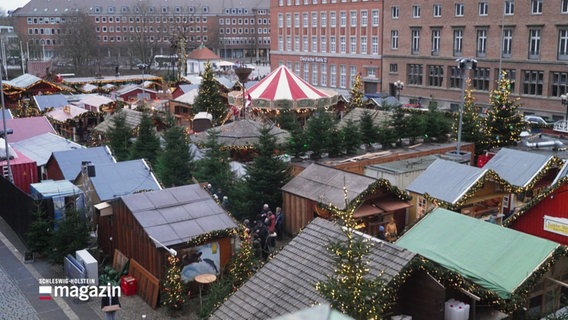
[{"xmin": 0, "ymin": 263, "xmax": 39, "ymax": 320}]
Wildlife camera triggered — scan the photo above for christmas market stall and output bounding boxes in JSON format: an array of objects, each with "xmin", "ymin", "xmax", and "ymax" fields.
[
  {"xmin": 97, "ymin": 184, "xmax": 238, "ymax": 308},
  {"xmin": 45, "ymin": 146, "xmax": 115, "ymax": 181},
  {"xmin": 406, "ymin": 158, "xmax": 512, "ymax": 224},
  {"xmin": 396, "ymin": 208, "xmax": 568, "ymax": 318},
  {"xmin": 2, "ymin": 74, "xmax": 67, "ymax": 108},
  {"xmin": 227, "ymin": 65, "xmax": 339, "ymax": 120},
  {"xmin": 281, "ymin": 163, "xmax": 411, "ymax": 236},
  {"xmin": 211, "ymin": 217, "xmax": 446, "ymax": 320},
  {"xmin": 190, "ymin": 119, "xmax": 290, "ymax": 161},
  {"xmin": 3, "ymin": 116, "xmax": 57, "ymax": 143},
  {"xmin": 45, "ymin": 105, "xmax": 100, "ymax": 142}
]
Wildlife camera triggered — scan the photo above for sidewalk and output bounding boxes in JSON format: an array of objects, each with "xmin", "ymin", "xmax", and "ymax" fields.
[{"xmin": 0, "ymin": 217, "xmax": 197, "ymax": 320}]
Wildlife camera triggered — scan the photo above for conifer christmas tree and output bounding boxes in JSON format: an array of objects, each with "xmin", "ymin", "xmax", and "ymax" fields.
[{"xmin": 162, "ymin": 254, "xmax": 186, "ymax": 311}]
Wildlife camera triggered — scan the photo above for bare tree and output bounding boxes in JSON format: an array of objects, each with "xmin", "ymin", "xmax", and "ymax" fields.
[{"xmin": 57, "ymin": 10, "xmax": 98, "ymax": 75}]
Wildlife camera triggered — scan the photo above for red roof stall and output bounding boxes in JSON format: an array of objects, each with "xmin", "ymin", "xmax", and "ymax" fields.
[{"xmin": 0, "ymin": 149, "xmax": 39, "ymax": 194}]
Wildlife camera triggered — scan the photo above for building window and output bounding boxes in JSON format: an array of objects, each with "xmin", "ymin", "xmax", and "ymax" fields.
[
  {"xmin": 278, "ymin": 14, "xmax": 283, "ymax": 28},
  {"xmin": 559, "ymin": 28, "xmax": 568, "ymax": 60},
  {"xmin": 389, "ymin": 63, "xmax": 398, "ymax": 73},
  {"xmin": 312, "ymin": 36, "xmax": 317, "ymax": 52},
  {"xmin": 330, "ymin": 12, "xmax": 336, "ymax": 27},
  {"xmin": 391, "ymin": 30, "xmax": 399, "ymax": 49},
  {"xmin": 340, "ymin": 64, "xmax": 347, "ymax": 88},
  {"xmin": 502, "ymin": 28, "xmax": 513, "ymax": 58},
  {"xmin": 321, "ymin": 36, "xmax": 327, "ymax": 53},
  {"xmin": 529, "ymin": 28, "xmax": 541, "ymax": 59},
  {"xmin": 361, "ymin": 36, "xmax": 367, "ymax": 54},
  {"xmin": 522, "ymin": 70, "xmax": 544, "ymax": 95},
  {"xmin": 303, "ymin": 63, "xmax": 310, "ymax": 83},
  {"xmin": 562, "ymin": 0, "xmax": 568, "ymax": 13},
  {"xmin": 478, "ymin": 2, "xmax": 488, "ymax": 16},
  {"xmin": 505, "ymin": 0, "xmax": 515, "ymax": 15},
  {"xmin": 431, "ymin": 29, "xmax": 441, "ymax": 55},
  {"xmin": 372, "ymin": 10, "xmax": 379, "ymax": 26},
  {"xmin": 350, "ymin": 11, "xmax": 357, "ymax": 27},
  {"xmin": 278, "ymin": 36, "xmax": 283, "ymax": 50},
  {"xmin": 321, "ymin": 64, "xmax": 327, "ymax": 86},
  {"xmin": 350, "ymin": 36, "xmax": 356, "ymax": 53},
  {"xmin": 330, "ymin": 64, "xmax": 337, "ymax": 87},
  {"xmin": 531, "ymin": 0, "xmax": 543, "ymax": 14},
  {"xmin": 497, "ymin": 69, "xmax": 516, "ymax": 92},
  {"xmin": 551, "ymin": 72, "xmax": 568, "ymax": 96},
  {"xmin": 349, "ymin": 66, "xmax": 357, "ymax": 89},
  {"xmin": 472, "ymin": 67, "xmax": 490, "ymax": 91},
  {"xmin": 428, "ymin": 65, "xmax": 444, "ymax": 87},
  {"xmin": 455, "ymin": 3, "xmax": 464, "ymax": 17},
  {"xmin": 294, "ymin": 36, "xmax": 300, "ymax": 51},
  {"xmin": 294, "ymin": 13, "xmax": 299, "ymax": 27},
  {"xmin": 303, "ymin": 36, "xmax": 308, "ymax": 52},
  {"xmin": 433, "ymin": 4, "xmax": 442, "ymax": 17},
  {"xmin": 391, "ymin": 6, "xmax": 399, "ymax": 19},
  {"xmin": 476, "ymin": 29, "xmax": 487, "ymax": 57},
  {"xmin": 286, "ymin": 13, "xmax": 292, "ymax": 27},
  {"xmin": 371, "ymin": 36, "xmax": 379, "ymax": 54},
  {"xmin": 340, "ymin": 36, "xmax": 346, "ymax": 53},
  {"xmin": 303, "ymin": 13, "xmax": 308, "ymax": 27},
  {"xmin": 321, "ymin": 12, "xmax": 327, "ymax": 27},
  {"xmin": 367, "ymin": 67, "xmax": 376, "ymax": 78},
  {"xmin": 340, "ymin": 11, "xmax": 346, "ymax": 27},
  {"xmin": 330, "ymin": 36, "xmax": 336, "ymax": 53},
  {"xmin": 361, "ymin": 10, "xmax": 368, "ymax": 27},
  {"xmin": 286, "ymin": 36, "xmax": 292, "ymax": 51},
  {"xmin": 449, "ymin": 66, "xmax": 462, "ymax": 89},
  {"xmin": 407, "ymin": 64, "xmax": 423, "ymax": 85},
  {"xmin": 312, "ymin": 12, "xmax": 317, "ymax": 27},
  {"xmin": 453, "ymin": 28, "xmax": 463, "ymax": 56},
  {"xmin": 411, "ymin": 29, "xmax": 420, "ymax": 55},
  {"xmin": 412, "ymin": 5, "xmax": 421, "ymax": 18},
  {"xmin": 312, "ymin": 64, "xmax": 318, "ymax": 85}
]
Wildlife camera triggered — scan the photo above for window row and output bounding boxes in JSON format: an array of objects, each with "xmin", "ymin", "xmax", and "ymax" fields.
[
  {"xmin": 277, "ymin": 35, "xmax": 380, "ymax": 55},
  {"xmin": 281, "ymin": 61, "xmax": 371, "ymax": 90},
  {"xmin": 219, "ymin": 18, "xmax": 270, "ymax": 25},
  {"xmin": 219, "ymin": 28, "xmax": 270, "ymax": 35},
  {"xmin": 92, "ymin": 5, "xmax": 210, "ymax": 14},
  {"xmin": 390, "ymin": 27, "xmax": 568, "ymax": 61},
  {"xmin": 99, "ymin": 35, "xmax": 210, "ymax": 43},
  {"xmin": 396, "ymin": 64, "xmax": 568, "ymax": 97},
  {"xmin": 278, "ymin": 9, "xmax": 379, "ymax": 28},
  {"xmin": 390, "ymin": 0, "xmax": 568, "ymax": 19},
  {"xmin": 278, "ymin": 0, "xmax": 374, "ymax": 6},
  {"xmin": 94, "ymin": 16, "xmax": 209, "ymax": 24},
  {"xmin": 27, "ymin": 17, "xmax": 63, "ymax": 24},
  {"xmin": 96, "ymin": 25, "xmax": 211, "ymax": 33}
]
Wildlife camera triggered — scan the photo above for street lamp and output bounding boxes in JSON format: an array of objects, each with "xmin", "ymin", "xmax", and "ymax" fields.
[
  {"xmin": 137, "ymin": 63, "xmax": 148, "ymax": 100},
  {"xmin": 394, "ymin": 80, "xmax": 404, "ymax": 102},
  {"xmin": 561, "ymin": 94, "xmax": 568, "ymax": 120},
  {"xmin": 456, "ymin": 57, "xmax": 477, "ymax": 155},
  {"xmin": 235, "ymin": 66, "xmax": 253, "ymax": 119}
]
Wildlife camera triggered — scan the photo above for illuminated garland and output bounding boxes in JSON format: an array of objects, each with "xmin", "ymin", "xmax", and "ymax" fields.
[
  {"xmin": 161, "ymin": 254, "xmax": 186, "ymax": 310},
  {"xmin": 185, "ymin": 228, "xmax": 238, "ymax": 248}
]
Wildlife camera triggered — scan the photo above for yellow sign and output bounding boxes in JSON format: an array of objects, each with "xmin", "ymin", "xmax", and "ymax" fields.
[{"xmin": 544, "ymin": 215, "xmax": 568, "ymax": 237}]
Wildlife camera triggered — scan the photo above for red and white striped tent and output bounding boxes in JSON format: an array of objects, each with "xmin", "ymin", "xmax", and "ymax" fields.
[{"xmin": 229, "ymin": 65, "xmax": 338, "ymax": 110}]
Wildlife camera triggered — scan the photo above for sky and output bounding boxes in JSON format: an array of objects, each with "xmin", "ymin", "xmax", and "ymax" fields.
[{"xmin": 1, "ymin": 0, "xmax": 30, "ymax": 13}]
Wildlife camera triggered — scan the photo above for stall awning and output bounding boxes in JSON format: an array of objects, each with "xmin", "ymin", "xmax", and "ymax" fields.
[
  {"xmin": 377, "ymin": 198, "xmax": 412, "ymax": 212},
  {"xmin": 354, "ymin": 203, "xmax": 385, "ymax": 218}
]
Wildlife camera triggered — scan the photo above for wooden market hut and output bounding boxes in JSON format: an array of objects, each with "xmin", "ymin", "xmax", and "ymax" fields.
[
  {"xmin": 397, "ymin": 208, "xmax": 568, "ymax": 318},
  {"xmin": 281, "ymin": 163, "xmax": 411, "ymax": 236},
  {"xmin": 211, "ymin": 218, "xmax": 444, "ymax": 320},
  {"xmin": 45, "ymin": 146, "xmax": 115, "ymax": 181},
  {"xmin": 2, "ymin": 74, "xmax": 67, "ymax": 108},
  {"xmin": 96, "ymin": 184, "xmax": 239, "ymax": 308}
]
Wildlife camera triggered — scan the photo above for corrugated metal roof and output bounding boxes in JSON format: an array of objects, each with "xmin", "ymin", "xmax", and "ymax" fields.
[
  {"xmin": 122, "ymin": 184, "xmax": 238, "ymax": 247},
  {"xmin": 210, "ymin": 218, "xmax": 416, "ymax": 320},
  {"xmin": 5, "ymin": 73, "xmax": 43, "ymax": 89},
  {"xmin": 12, "ymin": 132, "xmax": 84, "ymax": 166},
  {"xmin": 93, "ymin": 108, "xmax": 143, "ymax": 133},
  {"xmin": 33, "ymin": 94, "xmax": 69, "ymax": 112},
  {"xmin": 367, "ymin": 154, "xmax": 439, "ymax": 175},
  {"xmin": 174, "ymin": 88, "xmax": 199, "ymax": 104},
  {"xmin": 396, "ymin": 208, "xmax": 559, "ymax": 299},
  {"xmin": 3, "ymin": 116, "xmax": 57, "ymax": 142},
  {"xmin": 89, "ymin": 159, "xmax": 162, "ymax": 201},
  {"xmin": 483, "ymin": 148, "xmax": 553, "ymax": 188},
  {"xmin": 30, "ymin": 179, "xmax": 83, "ymax": 199},
  {"xmin": 281, "ymin": 163, "xmax": 377, "ymax": 209},
  {"xmin": 190, "ymin": 119, "xmax": 290, "ymax": 147},
  {"xmin": 405, "ymin": 159, "xmax": 485, "ymax": 204},
  {"xmin": 51, "ymin": 146, "xmax": 115, "ymax": 180}
]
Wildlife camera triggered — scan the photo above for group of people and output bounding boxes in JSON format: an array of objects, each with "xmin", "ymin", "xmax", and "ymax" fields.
[{"xmin": 244, "ymin": 204, "xmax": 285, "ymax": 260}]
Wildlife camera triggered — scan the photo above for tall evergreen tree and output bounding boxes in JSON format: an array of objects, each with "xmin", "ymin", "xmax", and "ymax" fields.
[
  {"xmin": 305, "ymin": 108, "xmax": 335, "ymax": 159},
  {"xmin": 231, "ymin": 126, "xmax": 291, "ymax": 220},
  {"xmin": 341, "ymin": 119, "xmax": 362, "ymax": 155},
  {"xmin": 192, "ymin": 62, "xmax": 227, "ymax": 125},
  {"xmin": 424, "ymin": 100, "xmax": 452, "ymax": 142},
  {"xmin": 25, "ymin": 204, "xmax": 53, "ymax": 256},
  {"xmin": 130, "ymin": 112, "xmax": 161, "ymax": 167},
  {"xmin": 391, "ymin": 107, "xmax": 407, "ymax": 145},
  {"xmin": 48, "ymin": 208, "xmax": 90, "ymax": 264},
  {"xmin": 276, "ymin": 108, "xmax": 298, "ymax": 132},
  {"xmin": 194, "ymin": 129, "xmax": 235, "ymax": 193},
  {"xmin": 286, "ymin": 126, "xmax": 307, "ymax": 160},
  {"xmin": 406, "ymin": 113, "xmax": 427, "ymax": 144},
  {"xmin": 316, "ymin": 188, "xmax": 389, "ymax": 320},
  {"xmin": 328, "ymin": 127, "xmax": 345, "ymax": 158},
  {"xmin": 459, "ymin": 80, "xmax": 489, "ymax": 155},
  {"xmin": 156, "ymin": 124, "xmax": 194, "ymax": 187},
  {"xmin": 349, "ymin": 73, "xmax": 365, "ymax": 110},
  {"xmin": 107, "ymin": 111, "xmax": 132, "ymax": 161},
  {"xmin": 484, "ymin": 72, "xmax": 525, "ymax": 149},
  {"xmin": 359, "ymin": 110, "xmax": 377, "ymax": 147}
]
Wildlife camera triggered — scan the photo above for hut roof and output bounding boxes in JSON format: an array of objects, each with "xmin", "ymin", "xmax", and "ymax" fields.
[
  {"xmin": 94, "ymin": 108, "xmax": 144, "ymax": 133},
  {"xmin": 12, "ymin": 132, "xmax": 84, "ymax": 166},
  {"xmin": 190, "ymin": 119, "xmax": 290, "ymax": 147}
]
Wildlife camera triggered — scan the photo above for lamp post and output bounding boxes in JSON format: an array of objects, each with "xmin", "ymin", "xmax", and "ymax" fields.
[
  {"xmin": 561, "ymin": 94, "xmax": 568, "ymax": 120},
  {"xmin": 0, "ymin": 65, "xmax": 13, "ymax": 183},
  {"xmin": 394, "ymin": 80, "xmax": 404, "ymax": 102},
  {"xmin": 456, "ymin": 57, "xmax": 477, "ymax": 155},
  {"xmin": 235, "ymin": 66, "xmax": 253, "ymax": 119},
  {"xmin": 137, "ymin": 63, "xmax": 148, "ymax": 100}
]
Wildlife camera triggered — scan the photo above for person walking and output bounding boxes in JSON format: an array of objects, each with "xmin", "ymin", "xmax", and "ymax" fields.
[
  {"xmin": 101, "ymin": 291, "xmax": 121, "ymax": 320},
  {"xmin": 275, "ymin": 207, "xmax": 284, "ymax": 240}
]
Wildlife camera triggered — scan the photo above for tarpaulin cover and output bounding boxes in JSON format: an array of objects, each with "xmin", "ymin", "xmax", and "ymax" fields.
[{"xmin": 396, "ymin": 208, "xmax": 559, "ymax": 299}]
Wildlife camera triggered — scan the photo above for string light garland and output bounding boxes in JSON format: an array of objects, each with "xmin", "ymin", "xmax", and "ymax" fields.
[{"xmin": 161, "ymin": 254, "xmax": 186, "ymax": 311}]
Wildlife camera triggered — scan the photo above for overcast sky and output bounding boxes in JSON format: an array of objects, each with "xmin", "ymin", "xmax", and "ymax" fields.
[{"xmin": 1, "ymin": 0, "xmax": 30, "ymax": 13}]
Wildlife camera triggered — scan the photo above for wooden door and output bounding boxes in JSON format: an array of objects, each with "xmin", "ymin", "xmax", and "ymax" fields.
[{"xmin": 400, "ymin": 270, "xmax": 445, "ymax": 320}]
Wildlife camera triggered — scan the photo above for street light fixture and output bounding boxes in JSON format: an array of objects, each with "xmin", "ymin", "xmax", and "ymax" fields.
[
  {"xmin": 394, "ymin": 80, "xmax": 404, "ymax": 102},
  {"xmin": 137, "ymin": 63, "xmax": 149, "ymax": 101},
  {"xmin": 235, "ymin": 66, "xmax": 253, "ymax": 119},
  {"xmin": 456, "ymin": 57, "xmax": 477, "ymax": 155},
  {"xmin": 561, "ymin": 94, "xmax": 568, "ymax": 120}
]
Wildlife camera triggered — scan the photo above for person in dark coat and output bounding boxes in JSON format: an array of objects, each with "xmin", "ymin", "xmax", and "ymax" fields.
[
  {"xmin": 101, "ymin": 291, "xmax": 121, "ymax": 320},
  {"xmin": 254, "ymin": 220, "xmax": 270, "ymax": 260}
]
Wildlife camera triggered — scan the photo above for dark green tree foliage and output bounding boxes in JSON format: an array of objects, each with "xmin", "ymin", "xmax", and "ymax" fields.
[
  {"xmin": 286, "ymin": 126, "xmax": 308, "ymax": 160},
  {"xmin": 391, "ymin": 107, "xmax": 407, "ymax": 144},
  {"xmin": 107, "ymin": 111, "xmax": 132, "ymax": 161},
  {"xmin": 377, "ymin": 122, "xmax": 397, "ymax": 149},
  {"xmin": 156, "ymin": 124, "xmax": 194, "ymax": 187},
  {"xmin": 424, "ymin": 101, "xmax": 452, "ymax": 142},
  {"xmin": 49, "ymin": 208, "xmax": 90, "ymax": 264},
  {"xmin": 192, "ymin": 62, "xmax": 226, "ymax": 125},
  {"xmin": 327, "ymin": 128, "xmax": 345, "ymax": 158},
  {"xmin": 341, "ymin": 119, "xmax": 361, "ymax": 155},
  {"xmin": 359, "ymin": 111, "xmax": 377, "ymax": 146},
  {"xmin": 130, "ymin": 112, "xmax": 160, "ymax": 167},
  {"xmin": 26, "ymin": 204, "xmax": 53, "ymax": 255},
  {"xmin": 484, "ymin": 72, "xmax": 525, "ymax": 149},
  {"xmin": 305, "ymin": 108, "xmax": 335, "ymax": 159},
  {"xmin": 406, "ymin": 113, "xmax": 427, "ymax": 144},
  {"xmin": 194, "ymin": 129, "xmax": 235, "ymax": 192},
  {"xmin": 232, "ymin": 126, "xmax": 291, "ymax": 220},
  {"xmin": 276, "ymin": 108, "xmax": 298, "ymax": 132},
  {"xmin": 460, "ymin": 81, "xmax": 489, "ymax": 155}
]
